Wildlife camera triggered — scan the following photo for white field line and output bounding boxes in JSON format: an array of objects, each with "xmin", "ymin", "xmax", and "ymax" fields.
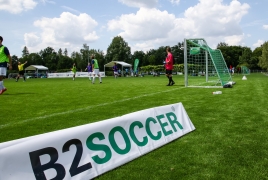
[{"xmin": 0, "ymin": 87, "xmax": 185, "ymax": 129}]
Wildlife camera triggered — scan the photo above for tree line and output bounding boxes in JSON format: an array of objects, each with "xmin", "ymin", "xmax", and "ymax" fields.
[{"xmin": 9, "ymin": 36, "xmax": 268, "ymax": 73}]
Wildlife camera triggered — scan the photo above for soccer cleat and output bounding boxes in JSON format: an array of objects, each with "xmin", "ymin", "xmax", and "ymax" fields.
[
  {"xmin": 171, "ymin": 81, "xmax": 175, "ymax": 86},
  {"xmin": 166, "ymin": 84, "xmax": 171, "ymax": 86},
  {"xmin": 0, "ymin": 88, "xmax": 7, "ymax": 95},
  {"xmin": 100, "ymin": 82, "xmax": 102, "ymax": 83}
]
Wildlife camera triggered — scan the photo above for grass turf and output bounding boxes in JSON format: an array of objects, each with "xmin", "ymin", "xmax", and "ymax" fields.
[{"xmin": 1, "ymin": 73, "xmax": 268, "ymax": 179}]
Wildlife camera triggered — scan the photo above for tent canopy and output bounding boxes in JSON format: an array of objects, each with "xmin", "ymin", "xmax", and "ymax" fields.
[
  {"xmin": 104, "ymin": 61, "xmax": 132, "ymax": 68},
  {"xmin": 104, "ymin": 61, "xmax": 132, "ymax": 76},
  {"xmin": 25, "ymin": 65, "xmax": 48, "ymax": 71}
]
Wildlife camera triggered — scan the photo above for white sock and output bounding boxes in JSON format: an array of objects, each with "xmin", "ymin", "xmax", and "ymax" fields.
[
  {"xmin": 93, "ymin": 76, "xmax": 95, "ymax": 83},
  {"xmin": 99, "ymin": 76, "xmax": 102, "ymax": 82},
  {"xmin": 0, "ymin": 81, "xmax": 2, "ymax": 90}
]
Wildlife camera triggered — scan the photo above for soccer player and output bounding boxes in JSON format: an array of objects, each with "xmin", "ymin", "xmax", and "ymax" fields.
[
  {"xmin": 85, "ymin": 62, "xmax": 92, "ymax": 81},
  {"xmin": 91, "ymin": 55, "xmax": 102, "ymax": 84},
  {"xmin": 112, "ymin": 62, "xmax": 119, "ymax": 78},
  {"xmin": 165, "ymin": 46, "xmax": 175, "ymax": 86},
  {"xmin": 71, "ymin": 63, "xmax": 77, "ymax": 81},
  {"xmin": 16, "ymin": 61, "xmax": 27, "ymax": 82},
  {"xmin": 125, "ymin": 68, "xmax": 129, "ymax": 77},
  {"xmin": 0, "ymin": 36, "xmax": 12, "ymax": 95}
]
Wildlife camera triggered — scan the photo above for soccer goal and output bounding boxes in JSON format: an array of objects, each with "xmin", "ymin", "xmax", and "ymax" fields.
[
  {"xmin": 184, "ymin": 38, "xmax": 232, "ymax": 88},
  {"xmin": 241, "ymin": 66, "xmax": 250, "ymax": 75}
]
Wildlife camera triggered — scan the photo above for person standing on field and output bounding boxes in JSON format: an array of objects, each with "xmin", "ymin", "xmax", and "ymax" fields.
[
  {"xmin": 71, "ymin": 63, "xmax": 77, "ymax": 81},
  {"xmin": 112, "ymin": 62, "xmax": 119, "ymax": 78},
  {"xmin": 0, "ymin": 36, "xmax": 12, "ymax": 95},
  {"xmin": 91, "ymin": 55, "xmax": 102, "ymax": 84},
  {"xmin": 165, "ymin": 46, "xmax": 175, "ymax": 86},
  {"xmin": 16, "ymin": 61, "xmax": 27, "ymax": 82},
  {"xmin": 85, "ymin": 62, "xmax": 92, "ymax": 81}
]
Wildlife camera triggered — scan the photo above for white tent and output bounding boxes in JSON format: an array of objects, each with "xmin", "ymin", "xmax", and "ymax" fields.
[
  {"xmin": 25, "ymin": 65, "xmax": 49, "ymax": 77},
  {"xmin": 104, "ymin": 61, "xmax": 132, "ymax": 76},
  {"xmin": 25, "ymin": 65, "xmax": 48, "ymax": 71}
]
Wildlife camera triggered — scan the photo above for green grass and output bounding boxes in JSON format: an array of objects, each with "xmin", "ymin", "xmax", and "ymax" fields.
[{"xmin": 1, "ymin": 73, "xmax": 268, "ymax": 179}]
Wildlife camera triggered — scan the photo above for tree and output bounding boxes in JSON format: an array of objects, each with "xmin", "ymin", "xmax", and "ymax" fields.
[
  {"xmin": 258, "ymin": 41, "xmax": 268, "ymax": 70},
  {"xmin": 58, "ymin": 48, "xmax": 63, "ymax": 56},
  {"xmin": 239, "ymin": 47, "xmax": 252, "ymax": 66},
  {"xmin": 217, "ymin": 45, "xmax": 243, "ymax": 68},
  {"xmin": 27, "ymin": 53, "xmax": 42, "ymax": 66},
  {"xmin": 154, "ymin": 46, "xmax": 166, "ymax": 65},
  {"xmin": 217, "ymin": 42, "xmax": 228, "ymax": 48},
  {"xmin": 71, "ymin": 51, "xmax": 82, "ymax": 70},
  {"xmin": 39, "ymin": 47, "xmax": 57, "ymax": 70},
  {"xmin": 171, "ymin": 43, "xmax": 184, "ymax": 64},
  {"xmin": 11, "ymin": 55, "xmax": 19, "ymax": 68},
  {"xmin": 64, "ymin": 48, "xmax": 68, "ymax": 56},
  {"xmin": 80, "ymin": 44, "xmax": 90, "ymax": 66},
  {"xmin": 106, "ymin": 36, "xmax": 131, "ymax": 63},
  {"xmin": 57, "ymin": 55, "xmax": 73, "ymax": 70},
  {"xmin": 22, "ymin": 46, "xmax": 29, "ymax": 57},
  {"xmin": 148, "ymin": 55, "xmax": 156, "ymax": 65},
  {"xmin": 132, "ymin": 51, "xmax": 145, "ymax": 66},
  {"xmin": 249, "ymin": 47, "xmax": 262, "ymax": 69}
]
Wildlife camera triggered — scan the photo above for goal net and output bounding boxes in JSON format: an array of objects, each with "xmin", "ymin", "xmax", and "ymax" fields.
[
  {"xmin": 184, "ymin": 38, "xmax": 232, "ymax": 88},
  {"xmin": 241, "ymin": 66, "xmax": 250, "ymax": 75}
]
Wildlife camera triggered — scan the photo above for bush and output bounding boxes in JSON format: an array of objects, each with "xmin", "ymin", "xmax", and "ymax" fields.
[
  {"xmin": 56, "ymin": 69, "xmax": 72, "ymax": 73},
  {"xmin": 105, "ymin": 71, "xmax": 114, "ymax": 76}
]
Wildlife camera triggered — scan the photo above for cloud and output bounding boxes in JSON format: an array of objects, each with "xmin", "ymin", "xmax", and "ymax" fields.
[
  {"xmin": 253, "ymin": 40, "xmax": 264, "ymax": 48},
  {"xmin": 24, "ymin": 12, "xmax": 99, "ymax": 53},
  {"xmin": 40, "ymin": 0, "xmax": 55, "ymax": 4},
  {"xmin": 118, "ymin": 0, "xmax": 158, "ymax": 8},
  {"xmin": 0, "ymin": 0, "xmax": 37, "ymax": 14},
  {"xmin": 108, "ymin": 0, "xmax": 250, "ymax": 52},
  {"xmin": 61, "ymin": 6, "xmax": 81, "ymax": 14},
  {"xmin": 24, "ymin": 33, "xmax": 41, "ymax": 47},
  {"xmin": 263, "ymin": 25, "xmax": 268, "ymax": 30},
  {"xmin": 170, "ymin": 0, "xmax": 180, "ymax": 5},
  {"xmin": 224, "ymin": 34, "xmax": 245, "ymax": 46},
  {"xmin": 108, "ymin": 8, "xmax": 175, "ymax": 41}
]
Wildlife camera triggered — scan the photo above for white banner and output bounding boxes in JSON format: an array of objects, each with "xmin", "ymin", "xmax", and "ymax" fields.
[
  {"xmin": 0, "ymin": 103, "xmax": 195, "ymax": 180},
  {"xmin": 47, "ymin": 72, "xmax": 105, "ymax": 78}
]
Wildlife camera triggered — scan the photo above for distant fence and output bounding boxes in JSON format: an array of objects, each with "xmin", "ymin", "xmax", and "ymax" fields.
[
  {"xmin": 249, "ymin": 70, "xmax": 267, "ymax": 73},
  {"xmin": 47, "ymin": 72, "xmax": 105, "ymax": 78}
]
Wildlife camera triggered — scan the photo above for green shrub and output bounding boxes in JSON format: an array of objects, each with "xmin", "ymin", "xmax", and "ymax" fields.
[{"xmin": 105, "ymin": 71, "xmax": 114, "ymax": 76}]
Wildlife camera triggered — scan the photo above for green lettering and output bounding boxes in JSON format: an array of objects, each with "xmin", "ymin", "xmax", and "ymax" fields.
[
  {"xmin": 145, "ymin": 117, "xmax": 162, "ymax": 140},
  {"xmin": 157, "ymin": 114, "xmax": 172, "ymax": 136},
  {"xmin": 129, "ymin": 121, "xmax": 148, "ymax": 147},
  {"xmin": 86, "ymin": 132, "xmax": 112, "ymax": 164},
  {"xmin": 109, "ymin": 126, "xmax": 131, "ymax": 155},
  {"xmin": 166, "ymin": 112, "xmax": 183, "ymax": 132}
]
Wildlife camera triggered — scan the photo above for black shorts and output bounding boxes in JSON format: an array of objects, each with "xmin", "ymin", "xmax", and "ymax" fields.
[
  {"xmin": 166, "ymin": 70, "xmax": 172, "ymax": 75},
  {"xmin": 19, "ymin": 71, "xmax": 24, "ymax": 75}
]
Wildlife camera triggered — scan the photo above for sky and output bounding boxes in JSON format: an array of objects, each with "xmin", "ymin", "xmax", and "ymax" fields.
[{"xmin": 1, "ymin": 0, "xmax": 268, "ymax": 58}]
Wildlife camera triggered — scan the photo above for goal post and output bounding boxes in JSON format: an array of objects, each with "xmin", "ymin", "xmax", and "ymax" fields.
[
  {"xmin": 184, "ymin": 38, "xmax": 232, "ymax": 88},
  {"xmin": 241, "ymin": 66, "xmax": 250, "ymax": 75}
]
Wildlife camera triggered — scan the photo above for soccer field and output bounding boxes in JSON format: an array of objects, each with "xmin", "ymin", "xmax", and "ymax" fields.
[{"xmin": 1, "ymin": 73, "xmax": 268, "ymax": 179}]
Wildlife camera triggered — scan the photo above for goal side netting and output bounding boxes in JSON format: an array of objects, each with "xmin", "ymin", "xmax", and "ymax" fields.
[{"xmin": 184, "ymin": 38, "xmax": 232, "ymax": 88}]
